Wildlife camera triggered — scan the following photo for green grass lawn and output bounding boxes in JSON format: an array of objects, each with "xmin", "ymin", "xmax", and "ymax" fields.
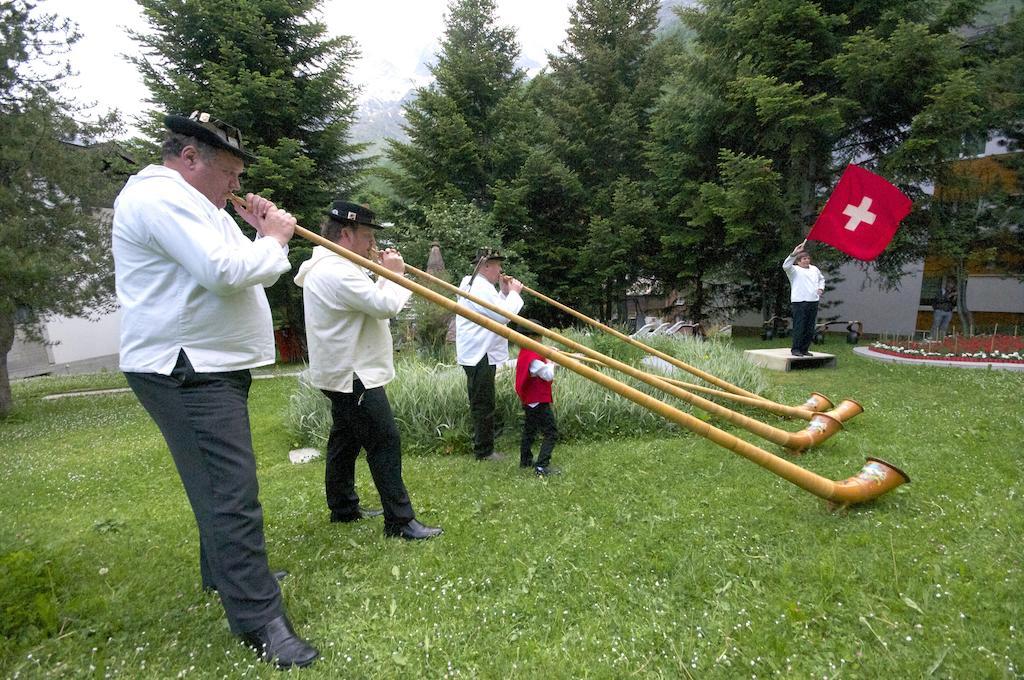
[{"xmin": 2, "ymin": 339, "xmax": 1022, "ymax": 678}]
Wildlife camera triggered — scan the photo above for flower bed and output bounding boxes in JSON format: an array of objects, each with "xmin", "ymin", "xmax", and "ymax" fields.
[{"xmin": 870, "ymin": 334, "xmax": 1024, "ymax": 363}]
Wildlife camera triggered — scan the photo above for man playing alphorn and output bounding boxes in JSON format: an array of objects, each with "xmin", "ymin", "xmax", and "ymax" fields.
[
  {"xmin": 295, "ymin": 200, "xmax": 442, "ymax": 541},
  {"xmin": 112, "ymin": 111, "xmax": 318, "ymax": 668},
  {"xmin": 455, "ymin": 248, "xmax": 523, "ymax": 461}
]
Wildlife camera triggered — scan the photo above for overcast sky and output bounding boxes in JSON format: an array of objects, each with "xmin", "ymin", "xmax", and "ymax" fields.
[{"xmin": 39, "ymin": 0, "xmax": 574, "ymax": 132}]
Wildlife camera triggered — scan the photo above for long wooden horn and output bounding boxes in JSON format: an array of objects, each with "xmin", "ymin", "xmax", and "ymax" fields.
[
  {"xmin": 267, "ymin": 215, "xmax": 907, "ymax": 507},
  {"xmin": 557, "ymin": 349, "xmax": 862, "ymax": 424},
  {"xmin": 392, "ymin": 262, "xmax": 840, "ymax": 452},
  {"xmin": 231, "ymin": 193, "xmax": 837, "ymax": 451},
  {"xmin": 520, "ymin": 284, "xmax": 865, "ymax": 422}
]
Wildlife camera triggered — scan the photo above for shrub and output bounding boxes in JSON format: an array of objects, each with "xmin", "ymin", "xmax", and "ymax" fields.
[
  {"xmin": 558, "ymin": 326, "xmax": 647, "ymax": 365},
  {"xmin": 394, "ymin": 274, "xmax": 458, "ymax": 363},
  {"xmin": 640, "ymin": 333, "xmax": 771, "ymax": 394},
  {"xmin": 285, "ymin": 336, "xmax": 768, "ymax": 454},
  {"xmin": 555, "ymin": 328, "xmax": 769, "ymax": 389},
  {"xmin": 0, "ymin": 551, "xmax": 60, "ymax": 657},
  {"xmin": 285, "ymin": 374, "xmax": 333, "ymax": 449},
  {"xmin": 286, "ymin": 360, "xmax": 516, "ymax": 456}
]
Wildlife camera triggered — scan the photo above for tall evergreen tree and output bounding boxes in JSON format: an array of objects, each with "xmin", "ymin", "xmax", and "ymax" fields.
[
  {"xmin": 0, "ymin": 1, "xmax": 125, "ymax": 416},
  {"xmin": 491, "ymin": 137, "xmax": 589, "ymax": 324},
  {"xmin": 646, "ymin": 0, "xmax": 1014, "ymax": 321},
  {"xmin": 130, "ymin": 0, "xmax": 367, "ymax": 336},
  {"xmin": 501, "ymin": 0, "xmax": 670, "ymax": 320},
  {"xmin": 386, "ymin": 0, "xmax": 528, "ymax": 215}
]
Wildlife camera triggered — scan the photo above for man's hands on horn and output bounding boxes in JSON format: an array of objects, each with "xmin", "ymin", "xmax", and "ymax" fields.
[
  {"xmin": 500, "ymin": 274, "xmax": 523, "ymax": 295},
  {"xmin": 233, "ymin": 192, "xmax": 296, "ymax": 247},
  {"xmin": 379, "ymin": 247, "xmax": 405, "ymax": 275}
]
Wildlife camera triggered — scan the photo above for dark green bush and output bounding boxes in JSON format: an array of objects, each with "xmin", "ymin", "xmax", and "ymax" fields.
[
  {"xmin": 287, "ymin": 337, "xmax": 769, "ymax": 454},
  {"xmin": 0, "ymin": 550, "xmax": 60, "ymax": 656}
]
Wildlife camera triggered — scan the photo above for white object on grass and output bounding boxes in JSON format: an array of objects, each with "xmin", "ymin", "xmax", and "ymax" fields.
[{"xmin": 288, "ymin": 448, "xmax": 322, "ymax": 464}]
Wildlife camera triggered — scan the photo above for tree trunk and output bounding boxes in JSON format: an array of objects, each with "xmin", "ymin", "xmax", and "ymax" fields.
[
  {"xmin": 285, "ymin": 285, "xmax": 306, "ymax": 342},
  {"xmin": 602, "ymin": 281, "xmax": 613, "ymax": 322},
  {"xmin": 615, "ymin": 287, "xmax": 628, "ymax": 324},
  {"xmin": 954, "ymin": 258, "xmax": 973, "ymax": 334},
  {"xmin": 799, "ymin": 157, "xmax": 818, "ymax": 227},
  {"xmin": 0, "ymin": 311, "xmax": 15, "ymax": 418},
  {"xmin": 691, "ymin": 275, "xmax": 706, "ymax": 323}
]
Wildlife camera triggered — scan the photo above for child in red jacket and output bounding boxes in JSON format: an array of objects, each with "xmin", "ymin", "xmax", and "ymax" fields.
[{"xmin": 514, "ymin": 321, "xmax": 559, "ymax": 475}]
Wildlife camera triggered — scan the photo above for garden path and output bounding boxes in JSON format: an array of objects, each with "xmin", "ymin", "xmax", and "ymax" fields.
[{"xmin": 39, "ymin": 370, "xmax": 304, "ymax": 400}]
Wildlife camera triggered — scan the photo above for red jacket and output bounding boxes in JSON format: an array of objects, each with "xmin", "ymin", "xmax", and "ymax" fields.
[{"xmin": 515, "ymin": 347, "xmax": 553, "ymax": 405}]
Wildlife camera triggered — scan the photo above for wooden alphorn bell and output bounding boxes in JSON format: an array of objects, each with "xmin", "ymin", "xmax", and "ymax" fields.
[{"xmin": 521, "ymin": 284, "xmax": 862, "ymax": 423}]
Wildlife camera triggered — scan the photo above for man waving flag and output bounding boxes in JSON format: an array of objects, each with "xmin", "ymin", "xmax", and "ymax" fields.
[{"xmin": 807, "ymin": 164, "xmax": 912, "ymax": 261}]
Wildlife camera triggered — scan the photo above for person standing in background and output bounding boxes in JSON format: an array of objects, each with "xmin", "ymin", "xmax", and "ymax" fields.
[
  {"xmin": 930, "ymin": 278, "xmax": 958, "ymax": 340},
  {"xmin": 455, "ymin": 248, "xmax": 523, "ymax": 461},
  {"xmin": 782, "ymin": 239, "xmax": 825, "ymax": 357}
]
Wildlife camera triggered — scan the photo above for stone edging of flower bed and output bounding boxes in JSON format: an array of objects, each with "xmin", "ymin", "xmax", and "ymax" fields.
[
  {"xmin": 853, "ymin": 346, "xmax": 1024, "ymax": 372},
  {"xmin": 39, "ymin": 371, "xmax": 304, "ymax": 401}
]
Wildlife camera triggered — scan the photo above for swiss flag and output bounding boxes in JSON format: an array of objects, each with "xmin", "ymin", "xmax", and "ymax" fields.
[{"xmin": 807, "ymin": 164, "xmax": 912, "ymax": 261}]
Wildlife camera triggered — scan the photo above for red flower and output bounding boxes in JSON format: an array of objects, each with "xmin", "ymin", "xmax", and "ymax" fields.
[{"xmin": 871, "ymin": 334, "xmax": 1024, "ymax": 363}]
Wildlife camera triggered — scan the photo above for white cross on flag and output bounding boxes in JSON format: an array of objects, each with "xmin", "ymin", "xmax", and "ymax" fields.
[{"xmin": 807, "ymin": 164, "xmax": 912, "ymax": 261}]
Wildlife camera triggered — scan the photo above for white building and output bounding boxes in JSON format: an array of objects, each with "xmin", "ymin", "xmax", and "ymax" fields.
[{"xmin": 8, "ymin": 309, "xmax": 122, "ymax": 379}]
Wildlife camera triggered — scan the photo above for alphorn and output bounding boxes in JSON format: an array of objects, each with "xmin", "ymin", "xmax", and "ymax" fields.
[
  {"xmin": 366, "ymin": 232, "xmax": 854, "ymax": 421},
  {"xmin": 393, "ymin": 261, "xmax": 840, "ymax": 452},
  {"xmin": 234, "ymin": 199, "xmax": 908, "ymax": 507},
  {"xmin": 555, "ymin": 349, "xmax": 855, "ymax": 421},
  {"xmin": 241, "ymin": 199, "xmax": 840, "ymax": 450},
  {"xmin": 521, "ymin": 284, "xmax": 863, "ymax": 423}
]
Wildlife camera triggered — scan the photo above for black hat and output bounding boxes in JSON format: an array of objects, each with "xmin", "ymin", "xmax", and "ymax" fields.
[
  {"xmin": 326, "ymin": 200, "xmax": 383, "ymax": 229},
  {"xmin": 473, "ymin": 246, "xmax": 505, "ymax": 264},
  {"xmin": 164, "ymin": 111, "xmax": 256, "ymax": 162}
]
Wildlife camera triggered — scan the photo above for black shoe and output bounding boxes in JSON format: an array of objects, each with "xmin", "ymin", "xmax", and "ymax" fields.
[
  {"xmin": 519, "ymin": 458, "xmax": 535, "ymax": 468},
  {"xmin": 206, "ymin": 569, "xmax": 288, "ymax": 593},
  {"xmin": 535, "ymin": 465, "xmax": 561, "ymax": 476},
  {"xmin": 384, "ymin": 518, "xmax": 443, "ymax": 540},
  {"xmin": 330, "ymin": 506, "xmax": 384, "ymax": 523},
  {"xmin": 791, "ymin": 350, "xmax": 803, "ymax": 357},
  {"xmin": 240, "ymin": 614, "xmax": 319, "ymax": 669},
  {"xmin": 477, "ymin": 452, "xmax": 506, "ymax": 462}
]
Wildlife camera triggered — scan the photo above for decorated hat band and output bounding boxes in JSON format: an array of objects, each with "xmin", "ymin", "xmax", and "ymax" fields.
[{"xmin": 163, "ymin": 110, "xmax": 255, "ymax": 161}]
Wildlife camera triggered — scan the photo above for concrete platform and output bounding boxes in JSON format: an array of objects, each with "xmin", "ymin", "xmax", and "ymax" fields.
[{"xmin": 744, "ymin": 348, "xmax": 837, "ymax": 371}]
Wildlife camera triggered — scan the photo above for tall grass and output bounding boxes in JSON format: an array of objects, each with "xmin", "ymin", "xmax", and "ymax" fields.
[
  {"xmin": 286, "ymin": 334, "xmax": 769, "ymax": 454},
  {"xmin": 640, "ymin": 333, "xmax": 770, "ymax": 392}
]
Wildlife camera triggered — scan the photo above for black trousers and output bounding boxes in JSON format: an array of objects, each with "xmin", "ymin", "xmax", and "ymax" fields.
[
  {"xmin": 462, "ymin": 356, "xmax": 497, "ymax": 458},
  {"xmin": 791, "ymin": 301, "xmax": 819, "ymax": 354},
  {"xmin": 125, "ymin": 351, "xmax": 282, "ymax": 635},
  {"xmin": 322, "ymin": 380, "xmax": 414, "ymax": 528},
  {"xmin": 521, "ymin": 402, "xmax": 557, "ymax": 468}
]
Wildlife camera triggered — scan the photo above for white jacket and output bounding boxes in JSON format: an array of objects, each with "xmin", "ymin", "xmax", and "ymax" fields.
[
  {"xmin": 295, "ymin": 245, "xmax": 412, "ymax": 392},
  {"xmin": 112, "ymin": 164, "xmax": 290, "ymax": 374},
  {"xmin": 454, "ymin": 274, "xmax": 524, "ymax": 366},
  {"xmin": 782, "ymin": 255, "xmax": 825, "ymax": 303}
]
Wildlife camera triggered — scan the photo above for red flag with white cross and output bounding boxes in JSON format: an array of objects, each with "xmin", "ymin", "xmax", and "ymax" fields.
[{"xmin": 807, "ymin": 164, "xmax": 912, "ymax": 261}]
